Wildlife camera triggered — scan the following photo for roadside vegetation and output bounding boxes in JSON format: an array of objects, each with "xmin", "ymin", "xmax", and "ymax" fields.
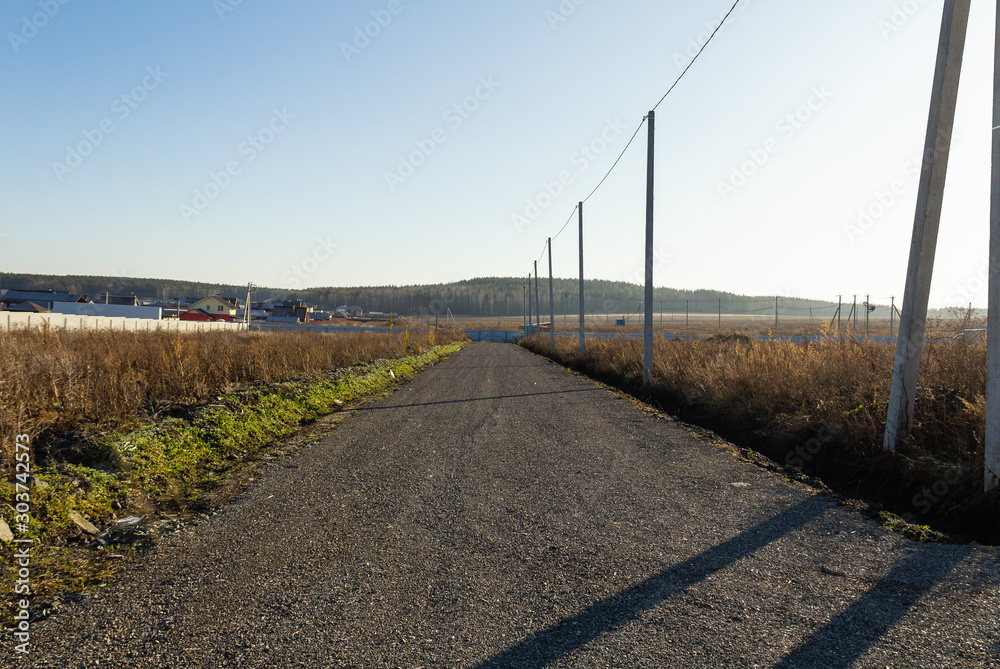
[
  {"xmin": 0, "ymin": 327, "xmax": 467, "ymax": 622},
  {"xmin": 521, "ymin": 318, "xmax": 999, "ymax": 544}
]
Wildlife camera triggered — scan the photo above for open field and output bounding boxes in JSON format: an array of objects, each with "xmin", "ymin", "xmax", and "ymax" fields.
[
  {"xmin": 443, "ymin": 313, "xmax": 981, "ymax": 338},
  {"xmin": 521, "ymin": 329, "xmax": 998, "ymax": 544}
]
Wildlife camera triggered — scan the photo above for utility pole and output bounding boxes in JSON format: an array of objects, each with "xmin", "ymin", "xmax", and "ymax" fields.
[
  {"xmin": 643, "ymin": 111, "xmax": 655, "ymax": 387},
  {"xmin": 985, "ymin": 0, "xmax": 1000, "ymax": 492},
  {"xmin": 838, "ymin": 294, "xmax": 842, "ymax": 333},
  {"xmin": 886, "ymin": 0, "xmax": 971, "ymax": 451},
  {"xmin": 548, "ymin": 238, "xmax": 556, "ymax": 353},
  {"xmin": 578, "ymin": 202, "xmax": 586, "ymax": 357},
  {"xmin": 527, "ymin": 274, "xmax": 532, "ymax": 335},
  {"xmin": 522, "ymin": 282, "xmax": 527, "ymax": 331},
  {"xmin": 534, "ymin": 261, "xmax": 541, "ymax": 347},
  {"xmin": 865, "ymin": 294, "xmax": 871, "ymax": 338}
]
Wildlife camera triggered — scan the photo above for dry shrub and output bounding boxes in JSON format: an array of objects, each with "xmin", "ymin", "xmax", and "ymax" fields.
[{"xmin": 0, "ymin": 327, "xmax": 465, "ymax": 470}]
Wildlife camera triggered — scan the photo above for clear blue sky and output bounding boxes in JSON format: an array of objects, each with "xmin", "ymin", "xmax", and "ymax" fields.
[{"xmin": 0, "ymin": 0, "xmax": 994, "ymax": 307}]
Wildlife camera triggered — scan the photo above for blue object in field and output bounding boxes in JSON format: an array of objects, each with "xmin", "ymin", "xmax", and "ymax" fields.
[{"xmin": 615, "ymin": 319, "xmax": 626, "ymax": 326}]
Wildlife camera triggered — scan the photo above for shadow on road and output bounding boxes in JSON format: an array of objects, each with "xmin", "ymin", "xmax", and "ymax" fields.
[
  {"xmin": 474, "ymin": 496, "xmax": 831, "ymax": 668},
  {"xmin": 771, "ymin": 545, "xmax": 974, "ymax": 669},
  {"xmin": 354, "ymin": 388, "xmax": 601, "ymax": 411}
]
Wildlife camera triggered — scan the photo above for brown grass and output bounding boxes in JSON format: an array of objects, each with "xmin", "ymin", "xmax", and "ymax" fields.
[
  {"xmin": 522, "ymin": 325, "xmax": 997, "ymax": 542},
  {"xmin": 0, "ymin": 326, "xmax": 465, "ymax": 470}
]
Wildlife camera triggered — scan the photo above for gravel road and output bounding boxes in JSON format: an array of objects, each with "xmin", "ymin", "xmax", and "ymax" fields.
[{"xmin": 9, "ymin": 342, "xmax": 1000, "ymax": 668}]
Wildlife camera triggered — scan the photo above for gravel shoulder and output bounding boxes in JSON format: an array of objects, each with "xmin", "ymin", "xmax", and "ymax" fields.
[{"xmin": 9, "ymin": 342, "xmax": 1000, "ymax": 668}]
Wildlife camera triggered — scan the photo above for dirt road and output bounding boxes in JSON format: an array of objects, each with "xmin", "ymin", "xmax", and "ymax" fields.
[{"xmin": 13, "ymin": 343, "xmax": 1000, "ymax": 667}]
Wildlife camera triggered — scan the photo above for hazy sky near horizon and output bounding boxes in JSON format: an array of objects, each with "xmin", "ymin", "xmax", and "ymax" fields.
[{"xmin": 0, "ymin": 0, "xmax": 995, "ymax": 307}]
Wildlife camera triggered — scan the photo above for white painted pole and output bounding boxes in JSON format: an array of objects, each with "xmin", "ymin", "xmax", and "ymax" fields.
[
  {"xmin": 548, "ymin": 238, "xmax": 556, "ymax": 353},
  {"xmin": 578, "ymin": 202, "xmax": 586, "ymax": 357},
  {"xmin": 885, "ymin": 0, "xmax": 971, "ymax": 451},
  {"xmin": 643, "ymin": 111, "xmax": 655, "ymax": 387},
  {"xmin": 985, "ymin": 0, "xmax": 1000, "ymax": 492}
]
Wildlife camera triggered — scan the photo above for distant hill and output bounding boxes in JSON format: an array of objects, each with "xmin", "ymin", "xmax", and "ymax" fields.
[{"xmin": 0, "ymin": 273, "xmax": 867, "ymax": 318}]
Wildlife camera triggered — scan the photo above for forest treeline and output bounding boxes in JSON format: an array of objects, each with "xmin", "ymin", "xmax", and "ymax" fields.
[{"xmin": 1, "ymin": 273, "xmax": 845, "ymax": 317}]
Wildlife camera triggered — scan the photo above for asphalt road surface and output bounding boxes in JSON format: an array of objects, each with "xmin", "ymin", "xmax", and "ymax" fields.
[{"xmin": 12, "ymin": 342, "xmax": 1000, "ymax": 668}]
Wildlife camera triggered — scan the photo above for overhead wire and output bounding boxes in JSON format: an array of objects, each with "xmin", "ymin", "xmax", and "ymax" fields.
[{"xmin": 527, "ymin": 0, "xmax": 745, "ymax": 263}]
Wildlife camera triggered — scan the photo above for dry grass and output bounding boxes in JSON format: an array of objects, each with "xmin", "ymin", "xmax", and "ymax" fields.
[
  {"xmin": 522, "ymin": 321, "xmax": 996, "ymax": 542},
  {"xmin": 0, "ymin": 326, "xmax": 465, "ymax": 470}
]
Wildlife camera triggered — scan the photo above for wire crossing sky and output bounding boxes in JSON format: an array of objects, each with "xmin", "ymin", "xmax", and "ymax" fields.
[{"xmin": 0, "ymin": 1, "xmax": 996, "ymax": 307}]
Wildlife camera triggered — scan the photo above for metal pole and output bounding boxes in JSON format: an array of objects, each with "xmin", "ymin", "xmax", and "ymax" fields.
[
  {"xmin": 866, "ymin": 294, "xmax": 870, "ymax": 337},
  {"xmin": 886, "ymin": 0, "xmax": 971, "ymax": 451},
  {"xmin": 985, "ymin": 0, "xmax": 1000, "ymax": 492},
  {"xmin": 643, "ymin": 111, "xmax": 655, "ymax": 387},
  {"xmin": 534, "ymin": 261, "xmax": 541, "ymax": 347},
  {"xmin": 578, "ymin": 202, "xmax": 586, "ymax": 357},
  {"xmin": 890, "ymin": 296, "xmax": 896, "ymax": 338},
  {"xmin": 548, "ymin": 238, "xmax": 556, "ymax": 353}
]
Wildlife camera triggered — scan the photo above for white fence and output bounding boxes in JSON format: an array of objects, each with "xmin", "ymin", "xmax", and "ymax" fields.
[{"xmin": 0, "ymin": 312, "xmax": 244, "ymax": 333}]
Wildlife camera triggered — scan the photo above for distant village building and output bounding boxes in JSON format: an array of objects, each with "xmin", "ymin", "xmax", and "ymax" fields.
[
  {"xmin": 334, "ymin": 305, "xmax": 363, "ymax": 319},
  {"xmin": 181, "ymin": 295, "xmax": 239, "ymax": 322},
  {"xmin": 0, "ymin": 289, "xmax": 87, "ymax": 310},
  {"xmin": 268, "ymin": 300, "xmax": 313, "ymax": 323}
]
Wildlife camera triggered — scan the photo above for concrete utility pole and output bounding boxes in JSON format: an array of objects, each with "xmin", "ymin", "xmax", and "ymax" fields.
[
  {"xmin": 985, "ymin": 0, "xmax": 1000, "ymax": 492},
  {"xmin": 527, "ymin": 274, "xmax": 532, "ymax": 334},
  {"xmin": 885, "ymin": 0, "xmax": 971, "ymax": 451},
  {"xmin": 578, "ymin": 202, "xmax": 586, "ymax": 357},
  {"xmin": 522, "ymin": 282, "xmax": 527, "ymax": 331},
  {"xmin": 534, "ymin": 261, "xmax": 541, "ymax": 347},
  {"xmin": 548, "ymin": 238, "xmax": 556, "ymax": 353},
  {"xmin": 643, "ymin": 111, "xmax": 655, "ymax": 387}
]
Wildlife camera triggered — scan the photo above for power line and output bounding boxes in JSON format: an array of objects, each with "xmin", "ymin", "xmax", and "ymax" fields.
[
  {"xmin": 552, "ymin": 205, "xmax": 580, "ymax": 242},
  {"xmin": 581, "ymin": 118, "xmax": 647, "ymax": 205},
  {"xmin": 652, "ymin": 0, "xmax": 744, "ymax": 112}
]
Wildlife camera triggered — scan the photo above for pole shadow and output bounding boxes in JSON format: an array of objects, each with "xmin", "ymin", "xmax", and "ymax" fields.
[
  {"xmin": 353, "ymin": 388, "xmax": 600, "ymax": 412},
  {"xmin": 474, "ymin": 496, "xmax": 831, "ymax": 668},
  {"xmin": 771, "ymin": 545, "xmax": 974, "ymax": 668}
]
